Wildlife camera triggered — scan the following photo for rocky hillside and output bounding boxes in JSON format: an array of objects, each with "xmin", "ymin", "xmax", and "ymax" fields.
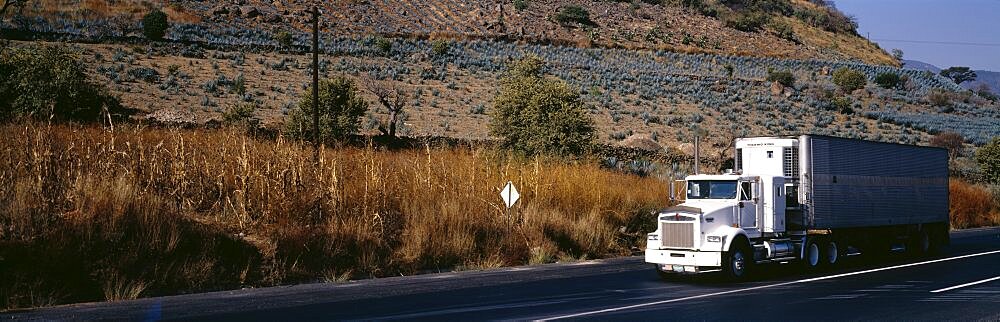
[
  {"xmin": 3, "ymin": 0, "xmax": 997, "ymax": 160},
  {"xmin": 8, "ymin": 0, "xmax": 894, "ymax": 64}
]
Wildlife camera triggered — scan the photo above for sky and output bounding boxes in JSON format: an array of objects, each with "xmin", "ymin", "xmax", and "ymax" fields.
[{"xmin": 834, "ymin": 0, "xmax": 1000, "ymax": 71}]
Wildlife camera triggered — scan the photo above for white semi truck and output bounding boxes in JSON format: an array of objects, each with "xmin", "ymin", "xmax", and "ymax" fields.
[{"xmin": 645, "ymin": 135, "xmax": 950, "ymax": 279}]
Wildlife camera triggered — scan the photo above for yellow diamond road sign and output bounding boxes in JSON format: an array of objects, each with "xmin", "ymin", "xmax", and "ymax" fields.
[{"xmin": 501, "ymin": 181, "xmax": 520, "ymax": 209}]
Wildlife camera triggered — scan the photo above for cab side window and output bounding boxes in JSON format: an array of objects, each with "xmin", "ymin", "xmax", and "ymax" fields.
[{"xmin": 740, "ymin": 182, "xmax": 752, "ymax": 200}]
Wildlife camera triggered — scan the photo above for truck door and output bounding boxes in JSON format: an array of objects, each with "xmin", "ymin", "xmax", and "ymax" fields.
[{"xmin": 738, "ymin": 181, "xmax": 760, "ymax": 236}]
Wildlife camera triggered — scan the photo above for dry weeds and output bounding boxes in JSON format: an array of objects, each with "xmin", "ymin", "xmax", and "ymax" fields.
[
  {"xmin": 0, "ymin": 122, "xmax": 667, "ymax": 309},
  {"xmin": 949, "ymin": 179, "xmax": 1000, "ymax": 229}
]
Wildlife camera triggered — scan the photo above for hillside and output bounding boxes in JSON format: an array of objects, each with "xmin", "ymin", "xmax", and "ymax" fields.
[
  {"xmin": 903, "ymin": 60, "xmax": 1000, "ymax": 97},
  {"xmin": 2, "ymin": 0, "xmax": 998, "ymax": 158},
  {"xmin": 7, "ymin": 0, "xmax": 895, "ymax": 64}
]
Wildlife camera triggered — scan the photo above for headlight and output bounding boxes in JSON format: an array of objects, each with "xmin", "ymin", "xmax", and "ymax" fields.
[{"xmin": 706, "ymin": 235, "xmax": 722, "ymax": 242}]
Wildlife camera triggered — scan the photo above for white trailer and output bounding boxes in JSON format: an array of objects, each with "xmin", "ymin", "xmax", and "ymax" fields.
[{"xmin": 645, "ymin": 135, "xmax": 950, "ymax": 279}]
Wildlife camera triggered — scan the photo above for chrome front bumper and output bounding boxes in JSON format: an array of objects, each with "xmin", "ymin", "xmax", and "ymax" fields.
[{"xmin": 645, "ymin": 249, "xmax": 722, "ymax": 268}]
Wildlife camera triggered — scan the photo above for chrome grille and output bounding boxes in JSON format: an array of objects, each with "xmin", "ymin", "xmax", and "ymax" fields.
[{"xmin": 660, "ymin": 222, "xmax": 694, "ymax": 248}]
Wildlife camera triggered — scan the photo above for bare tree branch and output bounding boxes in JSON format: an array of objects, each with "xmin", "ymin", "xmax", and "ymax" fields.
[
  {"xmin": 361, "ymin": 76, "xmax": 406, "ymax": 138},
  {"xmin": 1, "ymin": 0, "xmax": 27, "ymax": 19}
]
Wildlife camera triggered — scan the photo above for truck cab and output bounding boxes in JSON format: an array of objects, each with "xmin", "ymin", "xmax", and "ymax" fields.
[
  {"xmin": 645, "ymin": 173, "xmax": 786, "ymax": 276},
  {"xmin": 646, "ymin": 137, "xmax": 797, "ymax": 278}
]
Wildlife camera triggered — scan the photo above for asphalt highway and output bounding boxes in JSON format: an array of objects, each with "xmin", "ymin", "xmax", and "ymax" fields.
[{"xmin": 5, "ymin": 227, "xmax": 1000, "ymax": 321}]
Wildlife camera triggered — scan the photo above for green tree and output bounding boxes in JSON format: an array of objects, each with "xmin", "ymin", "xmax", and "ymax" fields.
[
  {"xmin": 940, "ymin": 66, "xmax": 977, "ymax": 85},
  {"xmin": 222, "ymin": 103, "xmax": 260, "ymax": 131},
  {"xmin": 891, "ymin": 48, "xmax": 904, "ymax": 63},
  {"xmin": 830, "ymin": 96, "xmax": 853, "ymax": 114},
  {"xmin": 554, "ymin": 5, "xmax": 593, "ymax": 26},
  {"xmin": 1, "ymin": 45, "xmax": 128, "ymax": 122},
  {"xmin": 768, "ymin": 19, "xmax": 795, "ymax": 41},
  {"xmin": 874, "ymin": 72, "xmax": 900, "ymax": 89},
  {"xmin": 374, "ymin": 37, "xmax": 392, "ymax": 55},
  {"xmin": 142, "ymin": 9, "xmax": 169, "ymax": 41},
  {"xmin": 831, "ymin": 67, "xmax": 866, "ymax": 92},
  {"xmin": 431, "ymin": 39, "xmax": 450, "ymax": 56},
  {"xmin": 513, "ymin": 0, "xmax": 528, "ymax": 11},
  {"xmin": 490, "ymin": 55, "xmax": 595, "ymax": 157},
  {"xmin": 724, "ymin": 11, "xmax": 769, "ymax": 32},
  {"xmin": 285, "ymin": 76, "xmax": 368, "ymax": 142},
  {"xmin": 766, "ymin": 69, "xmax": 795, "ymax": 87},
  {"xmin": 275, "ymin": 30, "xmax": 293, "ymax": 49},
  {"xmin": 976, "ymin": 137, "xmax": 1000, "ymax": 184}
]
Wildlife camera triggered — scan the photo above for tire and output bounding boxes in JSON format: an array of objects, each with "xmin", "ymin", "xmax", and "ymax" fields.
[
  {"xmin": 825, "ymin": 240, "xmax": 840, "ymax": 266},
  {"xmin": 722, "ymin": 241, "xmax": 752, "ymax": 280},
  {"xmin": 802, "ymin": 239, "xmax": 822, "ymax": 270}
]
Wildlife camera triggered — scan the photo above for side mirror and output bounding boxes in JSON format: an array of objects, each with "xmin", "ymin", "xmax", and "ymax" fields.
[{"xmin": 738, "ymin": 202, "xmax": 745, "ymax": 208}]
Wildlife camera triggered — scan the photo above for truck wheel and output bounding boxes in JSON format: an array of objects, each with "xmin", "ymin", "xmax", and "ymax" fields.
[
  {"xmin": 802, "ymin": 239, "xmax": 822, "ymax": 270},
  {"xmin": 825, "ymin": 240, "xmax": 840, "ymax": 266},
  {"xmin": 722, "ymin": 243, "xmax": 752, "ymax": 280}
]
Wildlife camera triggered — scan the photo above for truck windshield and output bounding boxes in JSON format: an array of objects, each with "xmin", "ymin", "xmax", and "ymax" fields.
[{"xmin": 687, "ymin": 180, "xmax": 738, "ymax": 199}]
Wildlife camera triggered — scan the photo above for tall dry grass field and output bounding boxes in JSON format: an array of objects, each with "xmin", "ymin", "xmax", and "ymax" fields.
[
  {"xmin": 0, "ymin": 122, "xmax": 668, "ymax": 309},
  {"xmin": 949, "ymin": 179, "xmax": 1000, "ymax": 229}
]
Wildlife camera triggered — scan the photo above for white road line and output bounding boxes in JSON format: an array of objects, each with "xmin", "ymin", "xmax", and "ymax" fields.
[
  {"xmin": 539, "ymin": 249, "xmax": 1000, "ymax": 321},
  {"xmin": 931, "ymin": 276, "xmax": 1000, "ymax": 293}
]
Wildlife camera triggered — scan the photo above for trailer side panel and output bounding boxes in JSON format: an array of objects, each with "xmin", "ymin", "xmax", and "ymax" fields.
[{"xmin": 806, "ymin": 135, "xmax": 949, "ymax": 229}]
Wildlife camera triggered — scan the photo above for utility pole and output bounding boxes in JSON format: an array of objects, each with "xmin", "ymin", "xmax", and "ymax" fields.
[
  {"xmin": 311, "ymin": 5, "xmax": 320, "ymax": 161},
  {"xmin": 693, "ymin": 134, "xmax": 700, "ymax": 175}
]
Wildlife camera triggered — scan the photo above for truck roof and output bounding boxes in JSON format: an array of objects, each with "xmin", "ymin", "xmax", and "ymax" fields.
[
  {"xmin": 686, "ymin": 174, "xmax": 745, "ymax": 180},
  {"xmin": 737, "ymin": 134, "xmax": 946, "ymax": 151}
]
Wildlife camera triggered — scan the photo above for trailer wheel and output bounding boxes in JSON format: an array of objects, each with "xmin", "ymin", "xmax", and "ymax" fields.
[
  {"xmin": 722, "ymin": 242, "xmax": 752, "ymax": 280},
  {"xmin": 802, "ymin": 239, "xmax": 822, "ymax": 269},
  {"xmin": 825, "ymin": 240, "xmax": 840, "ymax": 266}
]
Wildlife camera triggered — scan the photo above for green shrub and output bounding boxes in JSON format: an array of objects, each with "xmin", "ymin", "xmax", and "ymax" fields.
[
  {"xmin": 222, "ymin": 103, "xmax": 260, "ymax": 131},
  {"xmin": 977, "ymin": 137, "xmax": 1000, "ymax": 184},
  {"xmin": 431, "ymin": 39, "xmax": 450, "ymax": 56},
  {"xmin": 874, "ymin": 72, "xmax": 900, "ymax": 89},
  {"xmin": 831, "ymin": 67, "xmax": 866, "ymax": 92},
  {"xmin": 0, "ymin": 45, "xmax": 128, "ymax": 123},
  {"xmin": 725, "ymin": 11, "xmax": 769, "ymax": 32},
  {"xmin": 926, "ymin": 89, "xmax": 952, "ymax": 107},
  {"xmin": 554, "ymin": 6, "xmax": 593, "ymax": 26},
  {"xmin": 142, "ymin": 9, "xmax": 169, "ymax": 41},
  {"xmin": 275, "ymin": 30, "xmax": 293, "ymax": 48},
  {"xmin": 374, "ymin": 37, "xmax": 392, "ymax": 55},
  {"xmin": 830, "ymin": 96, "xmax": 853, "ymax": 114},
  {"xmin": 766, "ymin": 69, "xmax": 795, "ymax": 87},
  {"xmin": 513, "ymin": 0, "xmax": 528, "ymax": 11},
  {"xmin": 285, "ymin": 76, "xmax": 368, "ymax": 142},
  {"xmin": 768, "ymin": 19, "xmax": 795, "ymax": 41},
  {"xmin": 793, "ymin": 6, "xmax": 857, "ymax": 34},
  {"xmin": 490, "ymin": 55, "xmax": 595, "ymax": 157}
]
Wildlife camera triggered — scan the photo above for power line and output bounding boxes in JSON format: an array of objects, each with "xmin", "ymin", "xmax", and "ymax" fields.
[{"xmin": 871, "ymin": 38, "xmax": 1000, "ymax": 47}]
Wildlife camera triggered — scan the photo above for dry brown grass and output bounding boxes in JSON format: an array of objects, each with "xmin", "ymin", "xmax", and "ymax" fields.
[
  {"xmin": 0, "ymin": 122, "xmax": 667, "ymax": 309},
  {"xmin": 950, "ymin": 179, "xmax": 1000, "ymax": 229}
]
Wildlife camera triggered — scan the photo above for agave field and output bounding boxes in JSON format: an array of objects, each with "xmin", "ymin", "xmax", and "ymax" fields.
[{"xmin": 2, "ymin": 3, "xmax": 998, "ymax": 147}]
